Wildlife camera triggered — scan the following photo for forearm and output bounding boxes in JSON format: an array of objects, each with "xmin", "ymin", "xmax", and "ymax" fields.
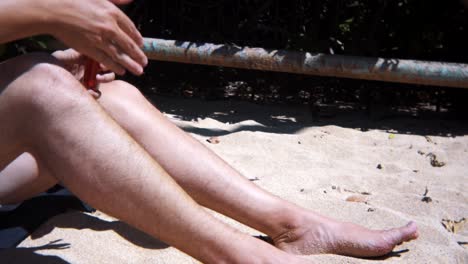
[{"xmin": 0, "ymin": 0, "xmax": 51, "ymax": 44}]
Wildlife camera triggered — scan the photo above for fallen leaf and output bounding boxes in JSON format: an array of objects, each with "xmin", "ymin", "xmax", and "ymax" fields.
[
  {"xmin": 388, "ymin": 133, "xmax": 395, "ymax": 139},
  {"xmin": 376, "ymin": 164, "xmax": 383, "ymax": 170},
  {"xmin": 426, "ymin": 153, "xmax": 446, "ymax": 167},
  {"xmin": 207, "ymin": 137, "xmax": 220, "ymax": 144},
  {"xmin": 441, "ymin": 218, "xmax": 466, "ymax": 233},
  {"xmin": 421, "ymin": 197, "xmax": 432, "ymax": 203},
  {"xmin": 346, "ymin": 195, "xmax": 368, "ymax": 203}
]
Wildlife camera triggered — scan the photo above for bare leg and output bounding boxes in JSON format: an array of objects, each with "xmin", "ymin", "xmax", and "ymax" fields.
[
  {"xmin": 96, "ymin": 81, "xmax": 419, "ymax": 257},
  {"xmin": 0, "ymin": 54, "xmax": 302, "ymax": 263},
  {"xmin": 0, "ymin": 152, "xmax": 56, "ymax": 204}
]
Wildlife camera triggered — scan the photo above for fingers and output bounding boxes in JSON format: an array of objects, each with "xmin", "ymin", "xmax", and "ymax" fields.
[
  {"xmin": 101, "ymin": 40, "xmax": 140, "ymax": 75},
  {"xmin": 87, "ymin": 89, "xmax": 102, "ymax": 99},
  {"xmin": 97, "ymin": 72, "xmax": 116, "ymax": 83},
  {"xmin": 90, "ymin": 48, "xmax": 126, "ymax": 75},
  {"xmin": 104, "ymin": 3, "xmax": 147, "ymax": 75},
  {"xmin": 116, "ymin": 10, "xmax": 144, "ymax": 47},
  {"xmin": 99, "ymin": 2, "xmax": 147, "ymax": 75},
  {"xmin": 103, "ymin": 27, "xmax": 146, "ymax": 75},
  {"xmin": 52, "ymin": 49, "xmax": 82, "ymax": 62}
]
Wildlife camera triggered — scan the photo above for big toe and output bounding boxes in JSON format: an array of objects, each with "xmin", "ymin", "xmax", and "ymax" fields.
[
  {"xmin": 387, "ymin": 221, "xmax": 419, "ymax": 245},
  {"xmin": 399, "ymin": 221, "xmax": 419, "ymax": 242}
]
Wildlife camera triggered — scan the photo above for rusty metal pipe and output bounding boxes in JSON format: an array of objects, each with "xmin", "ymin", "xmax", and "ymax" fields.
[{"xmin": 143, "ymin": 38, "xmax": 468, "ymax": 88}]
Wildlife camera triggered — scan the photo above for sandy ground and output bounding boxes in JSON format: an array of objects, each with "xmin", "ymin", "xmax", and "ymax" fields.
[{"xmin": 1, "ymin": 96, "xmax": 467, "ymax": 263}]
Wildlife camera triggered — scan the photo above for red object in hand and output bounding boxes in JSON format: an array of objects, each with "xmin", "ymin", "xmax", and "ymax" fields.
[{"xmin": 83, "ymin": 58, "xmax": 100, "ymax": 90}]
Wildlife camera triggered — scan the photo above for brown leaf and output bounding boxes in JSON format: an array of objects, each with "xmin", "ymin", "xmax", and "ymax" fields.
[
  {"xmin": 346, "ymin": 195, "xmax": 368, "ymax": 203},
  {"xmin": 441, "ymin": 218, "xmax": 466, "ymax": 233},
  {"xmin": 421, "ymin": 196, "xmax": 432, "ymax": 203},
  {"xmin": 426, "ymin": 153, "xmax": 446, "ymax": 167}
]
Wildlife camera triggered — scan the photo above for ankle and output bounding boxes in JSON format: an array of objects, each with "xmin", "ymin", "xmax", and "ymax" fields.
[
  {"xmin": 268, "ymin": 205, "xmax": 334, "ymax": 244},
  {"xmin": 267, "ymin": 204, "xmax": 311, "ymax": 239}
]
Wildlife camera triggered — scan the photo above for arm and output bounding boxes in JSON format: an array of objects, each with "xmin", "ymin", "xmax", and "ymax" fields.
[
  {"xmin": 0, "ymin": 0, "xmax": 49, "ymax": 44},
  {"xmin": 0, "ymin": 0, "xmax": 146, "ymax": 75}
]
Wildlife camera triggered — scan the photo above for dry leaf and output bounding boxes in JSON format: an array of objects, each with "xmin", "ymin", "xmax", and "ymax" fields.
[
  {"xmin": 426, "ymin": 153, "xmax": 446, "ymax": 167},
  {"xmin": 421, "ymin": 196, "xmax": 433, "ymax": 203},
  {"xmin": 346, "ymin": 195, "xmax": 368, "ymax": 203},
  {"xmin": 441, "ymin": 218, "xmax": 466, "ymax": 233}
]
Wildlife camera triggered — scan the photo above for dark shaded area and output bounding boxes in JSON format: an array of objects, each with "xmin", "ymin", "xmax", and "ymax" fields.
[
  {"xmin": 119, "ymin": 0, "xmax": 468, "ymax": 117},
  {"xmin": 149, "ymin": 96, "xmax": 468, "ymax": 137},
  {"xmin": 367, "ymin": 249, "xmax": 411, "ymax": 260},
  {"xmin": 2, "ymin": 1, "xmax": 467, "ymax": 118},
  {"xmin": 0, "ymin": 187, "xmax": 94, "ymax": 249},
  {"xmin": 30, "ymin": 211, "xmax": 169, "ymax": 250},
  {"xmin": 128, "ymin": 0, "xmax": 467, "ymax": 62},
  {"xmin": 0, "ymin": 193, "xmax": 168, "ymax": 261},
  {"xmin": 0, "ymin": 240, "xmax": 71, "ymax": 264}
]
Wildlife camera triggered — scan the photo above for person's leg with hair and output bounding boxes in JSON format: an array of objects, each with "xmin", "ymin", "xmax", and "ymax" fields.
[
  {"xmin": 0, "ymin": 53, "xmax": 303, "ymax": 263},
  {"xmin": 96, "ymin": 81, "xmax": 419, "ymax": 257},
  {"xmin": 0, "ymin": 152, "xmax": 57, "ymax": 204}
]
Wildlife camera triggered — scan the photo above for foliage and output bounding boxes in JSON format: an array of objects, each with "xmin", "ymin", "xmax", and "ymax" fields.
[
  {"xmin": 126, "ymin": 0, "xmax": 467, "ymax": 62},
  {"xmin": 2, "ymin": 1, "xmax": 467, "ymax": 115},
  {"xmin": 122, "ymin": 0, "xmax": 468, "ymax": 115}
]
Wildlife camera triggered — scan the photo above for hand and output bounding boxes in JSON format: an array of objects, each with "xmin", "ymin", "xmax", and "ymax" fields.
[
  {"xmin": 43, "ymin": 0, "xmax": 147, "ymax": 76},
  {"xmin": 52, "ymin": 49, "xmax": 116, "ymax": 84}
]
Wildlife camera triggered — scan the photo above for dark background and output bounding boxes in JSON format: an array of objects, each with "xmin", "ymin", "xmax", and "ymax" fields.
[
  {"xmin": 3, "ymin": 0, "xmax": 468, "ymax": 116},
  {"xmin": 123, "ymin": 0, "xmax": 468, "ymax": 117}
]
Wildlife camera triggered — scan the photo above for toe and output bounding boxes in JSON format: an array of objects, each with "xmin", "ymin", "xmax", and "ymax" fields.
[
  {"xmin": 385, "ymin": 221, "xmax": 419, "ymax": 246},
  {"xmin": 399, "ymin": 221, "xmax": 419, "ymax": 242}
]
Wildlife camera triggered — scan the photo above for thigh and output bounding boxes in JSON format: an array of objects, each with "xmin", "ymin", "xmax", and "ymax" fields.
[
  {"xmin": 0, "ymin": 53, "xmax": 59, "ymax": 170},
  {"xmin": 0, "ymin": 54, "xmax": 61, "ymax": 203}
]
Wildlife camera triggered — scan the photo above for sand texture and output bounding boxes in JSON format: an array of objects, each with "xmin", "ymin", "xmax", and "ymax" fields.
[{"xmin": 2, "ymin": 96, "xmax": 467, "ymax": 263}]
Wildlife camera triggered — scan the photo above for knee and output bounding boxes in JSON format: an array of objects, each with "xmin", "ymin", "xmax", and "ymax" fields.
[
  {"xmin": 101, "ymin": 80, "xmax": 145, "ymax": 103},
  {"xmin": 99, "ymin": 80, "xmax": 149, "ymax": 110},
  {"xmin": 3, "ymin": 53, "xmax": 89, "ymax": 116},
  {"xmin": 98, "ymin": 80, "xmax": 157, "ymax": 125}
]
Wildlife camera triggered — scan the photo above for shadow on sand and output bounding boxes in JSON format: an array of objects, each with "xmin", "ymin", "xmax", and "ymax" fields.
[{"xmin": 149, "ymin": 95, "xmax": 468, "ymax": 137}]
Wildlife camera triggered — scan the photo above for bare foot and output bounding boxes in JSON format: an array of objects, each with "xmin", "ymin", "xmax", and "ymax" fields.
[{"xmin": 273, "ymin": 213, "xmax": 419, "ymax": 258}]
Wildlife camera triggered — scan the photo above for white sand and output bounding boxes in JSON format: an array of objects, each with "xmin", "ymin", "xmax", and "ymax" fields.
[{"xmin": 3, "ymin": 96, "xmax": 467, "ymax": 263}]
